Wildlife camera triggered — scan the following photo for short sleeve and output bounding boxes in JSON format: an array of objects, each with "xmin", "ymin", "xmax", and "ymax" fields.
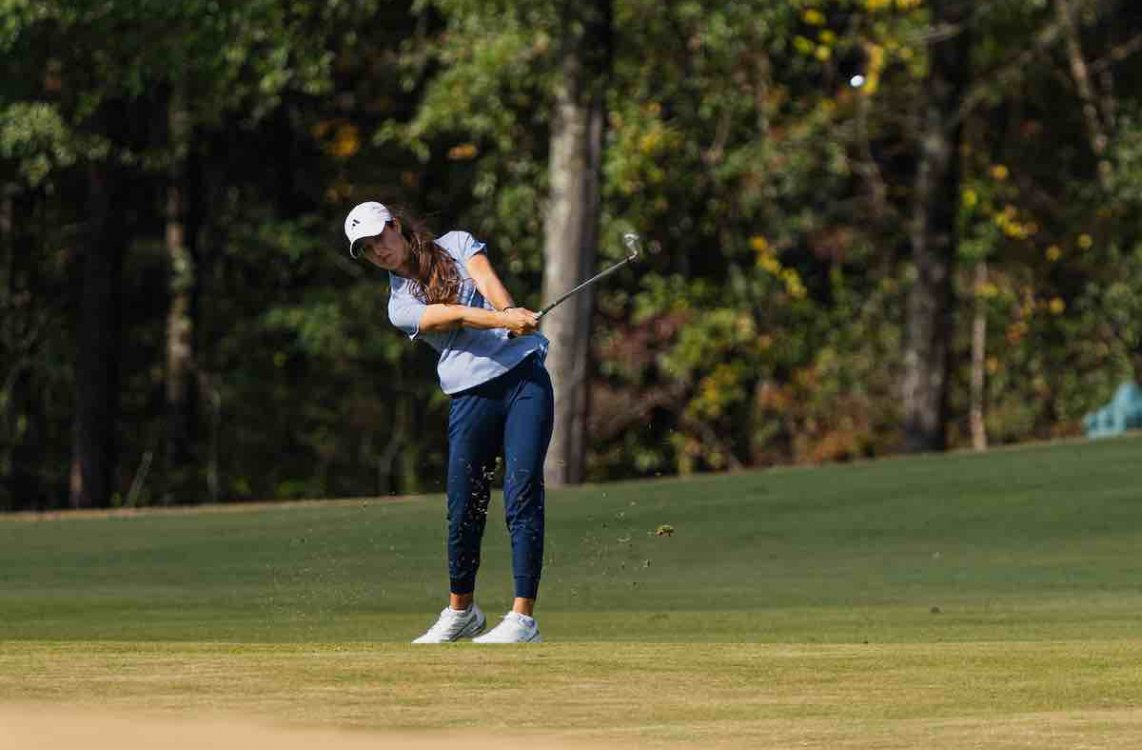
[
  {"xmin": 439, "ymin": 230, "xmax": 486, "ymax": 265},
  {"xmin": 388, "ymin": 275, "xmax": 427, "ymax": 340},
  {"xmin": 460, "ymin": 231, "xmax": 486, "ymax": 263}
]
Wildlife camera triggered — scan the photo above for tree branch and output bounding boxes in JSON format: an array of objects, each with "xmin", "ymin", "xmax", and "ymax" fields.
[
  {"xmin": 1088, "ymin": 32, "xmax": 1142, "ymax": 74},
  {"xmin": 1054, "ymin": 0, "xmax": 1112, "ymax": 186},
  {"xmin": 953, "ymin": 22, "xmax": 1062, "ymax": 128}
]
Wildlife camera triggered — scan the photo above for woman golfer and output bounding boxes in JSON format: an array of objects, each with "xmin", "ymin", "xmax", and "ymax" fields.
[{"xmin": 344, "ymin": 201, "xmax": 553, "ymax": 644}]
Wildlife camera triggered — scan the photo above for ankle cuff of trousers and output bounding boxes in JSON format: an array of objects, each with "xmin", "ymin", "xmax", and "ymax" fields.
[
  {"xmin": 450, "ymin": 578, "xmax": 476, "ymax": 595},
  {"xmin": 514, "ymin": 576, "xmax": 540, "ymax": 600}
]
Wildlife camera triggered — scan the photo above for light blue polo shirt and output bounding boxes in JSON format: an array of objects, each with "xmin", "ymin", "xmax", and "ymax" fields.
[{"xmin": 387, "ymin": 230, "xmax": 549, "ymax": 395}]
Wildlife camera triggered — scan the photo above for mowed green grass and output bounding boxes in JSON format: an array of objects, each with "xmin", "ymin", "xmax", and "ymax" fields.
[{"xmin": 1, "ymin": 435, "xmax": 1141, "ymax": 747}]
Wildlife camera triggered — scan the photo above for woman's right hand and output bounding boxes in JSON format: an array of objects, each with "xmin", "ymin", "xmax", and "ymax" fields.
[{"xmin": 500, "ymin": 307, "xmax": 540, "ymax": 336}]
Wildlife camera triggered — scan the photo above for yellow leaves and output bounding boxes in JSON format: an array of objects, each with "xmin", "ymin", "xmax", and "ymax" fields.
[
  {"xmin": 628, "ymin": 103, "xmax": 676, "ymax": 157},
  {"xmin": 867, "ymin": 44, "xmax": 886, "ymax": 68},
  {"xmin": 693, "ymin": 363, "xmax": 745, "ymax": 419},
  {"xmin": 635, "ymin": 121, "xmax": 681, "ymax": 157},
  {"xmin": 990, "ymin": 164, "xmax": 1009, "ymax": 181},
  {"xmin": 968, "ymin": 183, "xmax": 1049, "ymax": 246},
  {"xmin": 795, "ymin": 17, "xmax": 836, "ymax": 63},
  {"xmin": 1048, "ymin": 297, "xmax": 1066, "ymax": 316},
  {"xmin": 861, "ymin": 43, "xmax": 886, "ymax": 95},
  {"xmin": 977, "ymin": 282, "xmax": 1000, "ymax": 300},
  {"xmin": 1045, "ymin": 245, "xmax": 1062, "ymax": 262},
  {"xmin": 754, "ymin": 237, "xmax": 781, "ymax": 274},
  {"xmin": 613, "ymin": 112, "xmax": 681, "ymax": 194},
  {"xmin": 639, "ymin": 130, "xmax": 662, "ymax": 155},
  {"xmin": 802, "ymin": 8, "xmax": 827, "ymax": 25},
  {"xmin": 447, "ymin": 143, "xmax": 478, "ymax": 161},
  {"xmin": 313, "ymin": 120, "xmax": 361, "ymax": 160},
  {"xmin": 753, "ymin": 237, "xmax": 807, "ymax": 299},
  {"xmin": 867, "ymin": 0, "xmax": 922, "ymax": 9},
  {"xmin": 1078, "ymin": 233, "xmax": 1094, "ymax": 249},
  {"xmin": 329, "ymin": 124, "xmax": 360, "ymax": 159},
  {"xmin": 782, "ymin": 268, "xmax": 808, "ymax": 299},
  {"xmin": 992, "ymin": 205, "xmax": 1038, "ymax": 241},
  {"xmin": 986, "ymin": 356, "xmax": 999, "ymax": 375}
]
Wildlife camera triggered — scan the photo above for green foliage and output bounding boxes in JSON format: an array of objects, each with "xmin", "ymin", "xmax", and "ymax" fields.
[
  {"xmin": 0, "ymin": 103, "xmax": 80, "ymax": 185},
  {"xmin": 3, "ymin": 0, "xmax": 1142, "ymax": 507}
]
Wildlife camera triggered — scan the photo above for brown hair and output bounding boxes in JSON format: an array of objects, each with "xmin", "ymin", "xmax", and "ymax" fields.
[{"xmin": 392, "ymin": 208, "xmax": 461, "ymax": 305}]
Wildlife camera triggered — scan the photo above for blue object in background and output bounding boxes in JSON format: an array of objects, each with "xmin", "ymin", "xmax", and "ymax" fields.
[{"xmin": 1083, "ymin": 381, "xmax": 1142, "ymax": 438}]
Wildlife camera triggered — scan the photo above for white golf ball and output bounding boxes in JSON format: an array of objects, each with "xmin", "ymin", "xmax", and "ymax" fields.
[{"xmin": 850, "ymin": 75, "xmax": 866, "ymax": 88}]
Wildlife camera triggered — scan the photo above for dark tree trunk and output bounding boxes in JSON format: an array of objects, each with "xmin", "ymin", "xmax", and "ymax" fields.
[
  {"xmin": 163, "ymin": 89, "xmax": 198, "ymax": 502},
  {"xmin": 195, "ymin": 131, "xmax": 224, "ymax": 504},
  {"xmin": 3, "ymin": 190, "xmax": 45, "ymax": 509},
  {"xmin": 70, "ymin": 102, "xmax": 130, "ymax": 509},
  {"xmin": 902, "ymin": 0, "xmax": 972, "ymax": 452},
  {"xmin": 542, "ymin": 0, "xmax": 612, "ymax": 487}
]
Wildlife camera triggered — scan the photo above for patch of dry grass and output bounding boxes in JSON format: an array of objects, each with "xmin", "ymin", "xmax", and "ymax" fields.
[{"xmin": 2, "ymin": 640, "xmax": 1141, "ymax": 748}]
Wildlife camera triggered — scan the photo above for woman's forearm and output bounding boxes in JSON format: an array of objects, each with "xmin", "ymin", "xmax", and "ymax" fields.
[
  {"xmin": 477, "ymin": 274, "xmax": 515, "ymax": 312},
  {"xmin": 420, "ymin": 304, "xmax": 504, "ymax": 333},
  {"xmin": 466, "ymin": 254, "xmax": 516, "ymax": 312}
]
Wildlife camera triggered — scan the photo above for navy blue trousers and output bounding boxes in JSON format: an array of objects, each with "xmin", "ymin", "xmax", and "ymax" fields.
[{"xmin": 446, "ymin": 353, "xmax": 554, "ymax": 600}]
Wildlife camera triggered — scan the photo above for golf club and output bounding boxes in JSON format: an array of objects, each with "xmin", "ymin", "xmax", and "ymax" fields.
[{"xmin": 534, "ymin": 232, "xmax": 642, "ymax": 321}]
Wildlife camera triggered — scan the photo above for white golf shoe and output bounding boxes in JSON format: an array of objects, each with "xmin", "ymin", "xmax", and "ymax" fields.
[
  {"xmin": 411, "ymin": 604, "xmax": 486, "ymax": 643},
  {"xmin": 472, "ymin": 611, "xmax": 543, "ymax": 643}
]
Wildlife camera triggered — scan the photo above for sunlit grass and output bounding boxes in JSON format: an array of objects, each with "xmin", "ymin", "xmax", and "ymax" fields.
[{"xmin": 1, "ymin": 434, "xmax": 1140, "ymax": 746}]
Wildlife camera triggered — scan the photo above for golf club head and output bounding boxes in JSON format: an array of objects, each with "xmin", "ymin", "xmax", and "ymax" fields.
[{"xmin": 622, "ymin": 232, "xmax": 643, "ymax": 261}]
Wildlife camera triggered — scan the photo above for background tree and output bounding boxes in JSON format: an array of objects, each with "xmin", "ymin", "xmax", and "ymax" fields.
[
  {"xmin": 542, "ymin": 0, "xmax": 612, "ymax": 486},
  {"xmin": 902, "ymin": 0, "xmax": 974, "ymax": 452},
  {"xmin": 2, "ymin": 0, "xmax": 1141, "ymax": 510}
]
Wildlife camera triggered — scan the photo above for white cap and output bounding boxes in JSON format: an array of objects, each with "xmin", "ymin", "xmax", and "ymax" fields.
[{"xmin": 344, "ymin": 201, "xmax": 393, "ymax": 257}]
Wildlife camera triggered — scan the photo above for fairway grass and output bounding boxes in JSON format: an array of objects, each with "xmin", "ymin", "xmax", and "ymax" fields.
[
  {"xmin": 3, "ymin": 640, "xmax": 1142, "ymax": 748},
  {"xmin": 2, "ymin": 434, "xmax": 1141, "ymax": 746}
]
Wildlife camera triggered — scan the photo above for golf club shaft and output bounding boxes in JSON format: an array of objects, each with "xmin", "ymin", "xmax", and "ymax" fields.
[{"xmin": 536, "ymin": 254, "xmax": 637, "ymax": 320}]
